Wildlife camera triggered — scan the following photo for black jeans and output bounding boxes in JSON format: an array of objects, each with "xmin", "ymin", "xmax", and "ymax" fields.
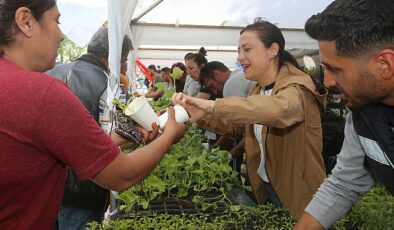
[{"xmin": 263, "ymin": 181, "xmax": 283, "ymax": 208}]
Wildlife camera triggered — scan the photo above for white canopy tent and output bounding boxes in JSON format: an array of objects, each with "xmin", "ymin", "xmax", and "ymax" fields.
[
  {"xmin": 57, "ymin": 0, "xmax": 333, "ymax": 215},
  {"xmin": 59, "ymin": 0, "xmax": 333, "ymax": 70}
]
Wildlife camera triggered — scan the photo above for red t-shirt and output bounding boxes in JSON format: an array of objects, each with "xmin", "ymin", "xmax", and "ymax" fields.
[{"xmin": 0, "ymin": 58, "xmax": 120, "ymax": 229}]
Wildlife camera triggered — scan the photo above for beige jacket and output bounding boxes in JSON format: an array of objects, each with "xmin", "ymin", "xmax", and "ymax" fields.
[{"xmin": 200, "ymin": 63, "xmax": 327, "ymax": 217}]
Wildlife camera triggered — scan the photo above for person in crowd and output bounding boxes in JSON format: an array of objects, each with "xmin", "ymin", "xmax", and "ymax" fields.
[
  {"xmin": 47, "ymin": 27, "xmax": 134, "ymax": 229},
  {"xmin": 199, "ymin": 61, "xmax": 253, "ymax": 176},
  {"xmin": 171, "ymin": 62, "xmax": 187, "ymax": 93},
  {"xmin": 184, "ymin": 48, "xmax": 219, "ymax": 144},
  {"xmin": 172, "ymin": 20, "xmax": 327, "ymax": 217},
  {"xmin": 184, "ymin": 47, "xmax": 215, "ymax": 100},
  {"xmin": 160, "ymin": 67, "xmax": 174, "ymax": 89},
  {"xmin": 0, "ymin": 1, "xmax": 186, "ymax": 229},
  {"xmin": 145, "ymin": 67, "xmax": 173, "ymax": 100},
  {"xmin": 200, "ymin": 61, "xmax": 253, "ymax": 98},
  {"xmin": 147, "ymin": 64, "xmax": 164, "ymax": 89},
  {"xmin": 294, "ymin": 0, "xmax": 394, "ymax": 229},
  {"xmin": 183, "ymin": 52, "xmax": 201, "ymax": 97},
  {"xmin": 119, "ymin": 55, "xmax": 130, "ymax": 94},
  {"xmin": 183, "ymin": 53, "xmax": 200, "ymax": 97}
]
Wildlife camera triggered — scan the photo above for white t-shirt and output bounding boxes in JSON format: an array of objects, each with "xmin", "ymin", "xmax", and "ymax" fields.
[
  {"xmin": 183, "ymin": 75, "xmax": 200, "ymax": 97},
  {"xmin": 254, "ymin": 87, "xmax": 273, "ymax": 182}
]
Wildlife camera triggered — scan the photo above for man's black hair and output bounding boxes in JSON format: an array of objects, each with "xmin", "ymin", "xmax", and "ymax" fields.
[
  {"xmin": 305, "ymin": 0, "xmax": 394, "ymax": 57},
  {"xmin": 199, "ymin": 61, "xmax": 229, "ymax": 85},
  {"xmin": 148, "ymin": 64, "xmax": 158, "ymax": 72}
]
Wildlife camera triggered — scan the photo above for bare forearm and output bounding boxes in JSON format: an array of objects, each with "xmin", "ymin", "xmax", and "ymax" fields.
[
  {"xmin": 145, "ymin": 89, "xmax": 163, "ymax": 98},
  {"xmin": 109, "ymin": 130, "xmax": 130, "ymax": 146},
  {"xmin": 196, "ymin": 92, "xmax": 211, "ymax": 100},
  {"xmin": 294, "ymin": 212, "xmax": 324, "ymax": 230},
  {"xmin": 123, "ymin": 133, "xmax": 174, "ymax": 185},
  {"xmin": 93, "ymin": 132, "xmax": 176, "ymax": 191}
]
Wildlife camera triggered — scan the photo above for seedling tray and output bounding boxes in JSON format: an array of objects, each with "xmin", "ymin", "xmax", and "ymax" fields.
[{"xmin": 112, "ymin": 189, "xmax": 256, "ymax": 220}]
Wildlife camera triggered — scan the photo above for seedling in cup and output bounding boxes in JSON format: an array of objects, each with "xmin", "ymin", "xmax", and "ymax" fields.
[{"xmin": 124, "ymin": 97, "xmax": 160, "ymax": 131}]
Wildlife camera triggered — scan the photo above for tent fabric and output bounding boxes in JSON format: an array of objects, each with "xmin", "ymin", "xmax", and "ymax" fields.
[
  {"xmin": 57, "ymin": 0, "xmax": 331, "ymax": 89},
  {"xmin": 58, "ymin": 0, "xmax": 334, "ymax": 47}
]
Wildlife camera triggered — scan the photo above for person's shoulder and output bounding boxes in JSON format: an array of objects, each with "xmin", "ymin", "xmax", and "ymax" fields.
[
  {"xmin": 277, "ymin": 63, "xmax": 316, "ymax": 91},
  {"xmin": 230, "ymin": 70, "xmax": 248, "ymax": 82},
  {"xmin": 46, "ymin": 62, "xmax": 75, "ymax": 81}
]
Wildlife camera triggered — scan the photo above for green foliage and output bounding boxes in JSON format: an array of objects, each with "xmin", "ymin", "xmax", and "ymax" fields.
[
  {"xmin": 155, "ymin": 82, "xmax": 174, "ymax": 100},
  {"xmin": 86, "ymin": 205, "xmax": 296, "ymax": 230},
  {"xmin": 112, "ymin": 97, "xmax": 133, "ymax": 112},
  {"xmin": 116, "ymin": 127, "xmax": 239, "ymax": 214},
  {"xmin": 333, "ymin": 184, "xmax": 394, "ymax": 230},
  {"xmin": 56, "ymin": 36, "xmax": 86, "ymax": 64},
  {"xmin": 148, "ymin": 82, "xmax": 175, "ymax": 112},
  {"xmin": 304, "ymin": 67, "xmax": 320, "ymax": 77}
]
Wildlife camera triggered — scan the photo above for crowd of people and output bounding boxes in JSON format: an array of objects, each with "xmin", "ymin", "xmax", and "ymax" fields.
[{"xmin": 0, "ymin": 0, "xmax": 392, "ymax": 229}]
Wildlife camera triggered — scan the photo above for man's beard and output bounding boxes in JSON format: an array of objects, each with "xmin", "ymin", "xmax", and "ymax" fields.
[{"xmin": 347, "ymin": 70, "xmax": 385, "ymax": 110}]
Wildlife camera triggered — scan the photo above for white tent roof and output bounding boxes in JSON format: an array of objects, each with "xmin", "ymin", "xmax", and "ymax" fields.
[
  {"xmin": 58, "ymin": 0, "xmax": 332, "ymax": 68},
  {"xmin": 135, "ymin": 0, "xmax": 332, "ymax": 28}
]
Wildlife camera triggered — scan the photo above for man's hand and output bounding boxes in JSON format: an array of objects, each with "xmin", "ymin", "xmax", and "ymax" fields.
[{"xmin": 171, "ymin": 93, "xmax": 214, "ymax": 122}]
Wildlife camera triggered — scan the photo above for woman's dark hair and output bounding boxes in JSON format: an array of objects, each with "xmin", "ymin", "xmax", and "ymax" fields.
[
  {"xmin": 0, "ymin": 0, "xmax": 57, "ymax": 47},
  {"xmin": 197, "ymin": 47, "xmax": 207, "ymax": 56},
  {"xmin": 148, "ymin": 64, "xmax": 158, "ymax": 72},
  {"xmin": 160, "ymin": 67, "xmax": 170, "ymax": 73},
  {"xmin": 305, "ymin": 0, "xmax": 393, "ymax": 57},
  {"xmin": 183, "ymin": 52, "xmax": 193, "ymax": 61},
  {"xmin": 185, "ymin": 47, "xmax": 208, "ymax": 68},
  {"xmin": 171, "ymin": 62, "xmax": 187, "ymax": 78},
  {"xmin": 241, "ymin": 20, "xmax": 302, "ymax": 71}
]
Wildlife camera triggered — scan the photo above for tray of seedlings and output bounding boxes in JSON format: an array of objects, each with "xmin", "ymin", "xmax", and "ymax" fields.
[{"xmin": 86, "ymin": 127, "xmax": 297, "ymax": 229}]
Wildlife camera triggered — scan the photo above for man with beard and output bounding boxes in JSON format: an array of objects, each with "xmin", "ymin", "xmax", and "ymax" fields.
[{"xmin": 294, "ymin": 0, "xmax": 394, "ymax": 229}]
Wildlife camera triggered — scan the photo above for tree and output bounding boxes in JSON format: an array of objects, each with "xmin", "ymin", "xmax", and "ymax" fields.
[{"xmin": 57, "ymin": 36, "xmax": 86, "ymax": 64}]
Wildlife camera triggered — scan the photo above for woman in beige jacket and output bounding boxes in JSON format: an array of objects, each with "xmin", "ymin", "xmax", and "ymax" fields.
[{"xmin": 172, "ymin": 20, "xmax": 327, "ymax": 217}]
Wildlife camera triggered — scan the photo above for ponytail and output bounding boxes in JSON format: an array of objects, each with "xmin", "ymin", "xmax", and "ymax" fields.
[{"xmin": 280, "ymin": 50, "xmax": 302, "ymax": 71}]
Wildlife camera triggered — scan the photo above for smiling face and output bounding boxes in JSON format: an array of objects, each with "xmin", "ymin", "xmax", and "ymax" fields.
[
  {"xmin": 319, "ymin": 41, "xmax": 389, "ymax": 109},
  {"xmin": 237, "ymin": 31, "xmax": 277, "ymax": 85}
]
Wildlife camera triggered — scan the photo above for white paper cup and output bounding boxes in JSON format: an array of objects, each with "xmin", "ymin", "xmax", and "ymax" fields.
[
  {"xmin": 124, "ymin": 97, "xmax": 159, "ymax": 131},
  {"xmin": 159, "ymin": 105, "xmax": 189, "ymax": 128}
]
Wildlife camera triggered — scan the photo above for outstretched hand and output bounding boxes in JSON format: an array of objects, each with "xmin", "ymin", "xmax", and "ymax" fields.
[
  {"xmin": 162, "ymin": 106, "xmax": 186, "ymax": 143},
  {"xmin": 171, "ymin": 93, "xmax": 214, "ymax": 122}
]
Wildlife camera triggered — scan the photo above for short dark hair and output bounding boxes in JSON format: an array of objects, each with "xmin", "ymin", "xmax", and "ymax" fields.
[
  {"xmin": 87, "ymin": 27, "xmax": 133, "ymax": 59},
  {"xmin": 200, "ymin": 61, "xmax": 229, "ymax": 83},
  {"xmin": 183, "ymin": 52, "xmax": 193, "ymax": 61},
  {"xmin": 305, "ymin": 0, "xmax": 394, "ymax": 57},
  {"xmin": 160, "ymin": 67, "xmax": 170, "ymax": 73},
  {"xmin": 0, "ymin": 0, "xmax": 57, "ymax": 48},
  {"xmin": 148, "ymin": 64, "xmax": 157, "ymax": 72}
]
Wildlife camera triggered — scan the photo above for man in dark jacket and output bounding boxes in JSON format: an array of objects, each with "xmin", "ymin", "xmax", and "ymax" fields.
[
  {"xmin": 294, "ymin": 0, "xmax": 394, "ymax": 229},
  {"xmin": 47, "ymin": 27, "xmax": 133, "ymax": 229}
]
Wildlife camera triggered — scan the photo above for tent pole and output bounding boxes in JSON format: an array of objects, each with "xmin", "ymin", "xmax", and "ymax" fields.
[{"xmin": 131, "ymin": 0, "xmax": 164, "ymax": 23}]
